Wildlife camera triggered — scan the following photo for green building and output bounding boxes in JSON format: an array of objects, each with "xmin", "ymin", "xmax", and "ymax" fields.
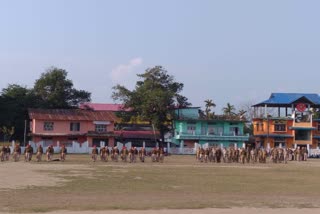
[{"xmin": 172, "ymin": 107, "xmax": 249, "ymax": 152}]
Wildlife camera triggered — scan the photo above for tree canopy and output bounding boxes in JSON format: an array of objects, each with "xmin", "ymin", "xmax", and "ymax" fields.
[
  {"xmin": 33, "ymin": 67, "xmax": 91, "ymax": 108},
  {"xmin": 112, "ymin": 66, "xmax": 191, "ymax": 143}
]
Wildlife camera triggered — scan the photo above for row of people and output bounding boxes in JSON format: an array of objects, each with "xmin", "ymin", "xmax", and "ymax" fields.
[
  {"xmin": 196, "ymin": 146, "xmax": 309, "ymax": 164},
  {"xmin": 0, "ymin": 144, "xmax": 67, "ymax": 162},
  {"xmin": 91, "ymin": 146, "xmax": 165, "ymax": 163}
]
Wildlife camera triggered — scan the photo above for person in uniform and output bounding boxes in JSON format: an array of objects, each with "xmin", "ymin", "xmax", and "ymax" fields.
[
  {"xmin": 60, "ymin": 144, "xmax": 67, "ymax": 161},
  {"xmin": 100, "ymin": 146, "xmax": 106, "ymax": 161},
  {"xmin": 36, "ymin": 144, "xmax": 43, "ymax": 162},
  {"xmin": 121, "ymin": 146, "xmax": 128, "ymax": 162},
  {"xmin": 0, "ymin": 146, "xmax": 5, "ymax": 162},
  {"xmin": 151, "ymin": 147, "xmax": 157, "ymax": 162},
  {"xmin": 5, "ymin": 146, "xmax": 11, "ymax": 161},
  {"xmin": 114, "ymin": 146, "xmax": 119, "ymax": 162},
  {"xmin": 46, "ymin": 145, "xmax": 54, "ymax": 161},
  {"xmin": 13, "ymin": 144, "xmax": 21, "ymax": 162},
  {"xmin": 139, "ymin": 147, "xmax": 146, "ymax": 162},
  {"xmin": 91, "ymin": 145, "xmax": 98, "ymax": 162},
  {"xmin": 25, "ymin": 144, "xmax": 32, "ymax": 162}
]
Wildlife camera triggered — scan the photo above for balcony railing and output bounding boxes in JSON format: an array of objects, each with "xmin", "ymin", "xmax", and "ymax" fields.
[{"xmin": 175, "ymin": 131, "xmax": 249, "ymax": 141}]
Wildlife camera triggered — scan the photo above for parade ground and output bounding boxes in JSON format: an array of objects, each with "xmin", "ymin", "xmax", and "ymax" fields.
[{"xmin": 1, "ymin": 155, "xmax": 320, "ymax": 213}]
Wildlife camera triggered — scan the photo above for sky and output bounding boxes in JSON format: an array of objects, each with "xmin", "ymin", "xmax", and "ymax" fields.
[{"xmin": 1, "ymin": 0, "xmax": 320, "ymax": 113}]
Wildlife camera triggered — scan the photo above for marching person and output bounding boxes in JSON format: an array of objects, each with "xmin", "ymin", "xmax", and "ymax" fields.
[
  {"xmin": 36, "ymin": 144, "xmax": 44, "ymax": 162},
  {"xmin": 121, "ymin": 146, "xmax": 128, "ymax": 162},
  {"xmin": 13, "ymin": 144, "xmax": 21, "ymax": 162},
  {"xmin": 25, "ymin": 144, "xmax": 32, "ymax": 162},
  {"xmin": 5, "ymin": 146, "xmax": 11, "ymax": 161},
  {"xmin": 0, "ymin": 146, "xmax": 5, "ymax": 162},
  {"xmin": 46, "ymin": 145, "xmax": 54, "ymax": 161},
  {"xmin": 100, "ymin": 146, "xmax": 107, "ymax": 161},
  {"xmin": 91, "ymin": 145, "xmax": 98, "ymax": 162},
  {"xmin": 60, "ymin": 144, "xmax": 67, "ymax": 161},
  {"xmin": 139, "ymin": 147, "xmax": 146, "ymax": 162}
]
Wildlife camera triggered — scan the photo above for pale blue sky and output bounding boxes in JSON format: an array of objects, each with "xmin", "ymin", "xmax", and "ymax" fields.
[{"xmin": 1, "ymin": 0, "xmax": 320, "ymax": 113}]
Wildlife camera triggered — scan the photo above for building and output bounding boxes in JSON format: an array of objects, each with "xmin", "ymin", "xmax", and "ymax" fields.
[
  {"xmin": 80, "ymin": 103, "xmax": 160, "ymax": 149},
  {"xmin": 252, "ymin": 93, "xmax": 320, "ymax": 150},
  {"xmin": 172, "ymin": 107, "xmax": 249, "ymax": 150},
  {"xmin": 28, "ymin": 109, "xmax": 118, "ymax": 148}
]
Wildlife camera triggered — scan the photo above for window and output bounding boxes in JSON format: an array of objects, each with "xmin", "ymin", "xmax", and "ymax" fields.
[
  {"xmin": 95, "ymin": 124, "xmax": 107, "ymax": 132},
  {"xmin": 295, "ymin": 130, "xmax": 311, "ymax": 141},
  {"xmin": 187, "ymin": 123, "xmax": 196, "ymax": 134},
  {"xmin": 44, "ymin": 122, "xmax": 54, "ymax": 131},
  {"xmin": 70, "ymin": 122, "xmax": 80, "ymax": 131},
  {"xmin": 230, "ymin": 127, "xmax": 239, "ymax": 135},
  {"xmin": 255, "ymin": 122, "xmax": 264, "ymax": 131},
  {"xmin": 213, "ymin": 127, "xmax": 223, "ymax": 135},
  {"xmin": 274, "ymin": 124, "xmax": 286, "ymax": 132}
]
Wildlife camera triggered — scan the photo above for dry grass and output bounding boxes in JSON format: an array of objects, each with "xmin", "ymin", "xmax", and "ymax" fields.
[{"xmin": 1, "ymin": 155, "xmax": 320, "ymax": 213}]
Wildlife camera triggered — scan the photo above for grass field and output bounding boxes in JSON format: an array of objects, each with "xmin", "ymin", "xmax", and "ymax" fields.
[{"xmin": 1, "ymin": 155, "xmax": 320, "ymax": 213}]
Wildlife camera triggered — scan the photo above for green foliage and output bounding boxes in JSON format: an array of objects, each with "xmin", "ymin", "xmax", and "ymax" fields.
[
  {"xmin": 204, "ymin": 99, "xmax": 216, "ymax": 119},
  {"xmin": 112, "ymin": 66, "xmax": 191, "ymax": 142},
  {"xmin": 222, "ymin": 103, "xmax": 236, "ymax": 116},
  {"xmin": 33, "ymin": 67, "xmax": 91, "ymax": 108}
]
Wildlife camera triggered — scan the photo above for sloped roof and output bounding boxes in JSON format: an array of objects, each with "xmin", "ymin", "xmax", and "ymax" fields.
[
  {"xmin": 253, "ymin": 93, "xmax": 320, "ymax": 107},
  {"xmin": 28, "ymin": 109, "xmax": 118, "ymax": 121},
  {"xmin": 80, "ymin": 103, "xmax": 129, "ymax": 111}
]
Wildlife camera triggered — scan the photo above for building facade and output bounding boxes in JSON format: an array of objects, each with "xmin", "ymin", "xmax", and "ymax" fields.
[
  {"xmin": 28, "ymin": 109, "xmax": 117, "ymax": 148},
  {"xmin": 252, "ymin": 93, "xmax": 320, "ymax": 150},
  {"xmin": 172, "ymin": 107, "xmax": 249, "ymax": 149}
]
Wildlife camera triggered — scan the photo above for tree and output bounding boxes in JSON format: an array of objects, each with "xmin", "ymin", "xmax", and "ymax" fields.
[
  {"xmin": 33, "ymin": 67, "xmax": 91, "ymax": 108},
  {"xmin": 112, "ymin": 66, "xmax": 191, "ymax": 144},
  {"xmin": 204, "ymin": 99, "xmax": 216, "ymax": 119},
  {"xmin": 0, "ymin": 84, "xmax": 37, "ymax": 142},
  {"xmin": 222, "ymin": 103, "xmax": 236, "ymax": 116}
]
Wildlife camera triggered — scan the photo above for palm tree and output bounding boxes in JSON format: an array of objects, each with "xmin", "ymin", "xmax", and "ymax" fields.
[
  {"xmin": 204, "ymin": 99, "xmax": 216, "ymax": 119},
  {"xmin": 222, "ymin": 103, "xmax": 236, "ymax": 116}
]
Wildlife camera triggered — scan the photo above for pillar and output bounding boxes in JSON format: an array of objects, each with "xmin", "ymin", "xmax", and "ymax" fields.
[{"xmin": 180, "ymin": 140, "xmax": 184, "ymax": 154}]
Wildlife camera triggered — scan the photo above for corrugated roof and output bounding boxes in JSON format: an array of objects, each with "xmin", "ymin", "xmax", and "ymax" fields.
[
  {"xmin": 80, "ymin": 103, "xmax": 129, "ymax": 111},
  {"xmin": 253, "ymin": 93, "xmax": 320, "ymax": 107},
  {"xmin": 28, "ymin": 109, "xmax": 118, "ymax": 121}
]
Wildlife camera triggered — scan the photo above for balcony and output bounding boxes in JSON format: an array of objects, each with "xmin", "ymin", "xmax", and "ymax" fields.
[{"xmin": 175, "ymin": 131, "xmax": 249, "ymax": 141}]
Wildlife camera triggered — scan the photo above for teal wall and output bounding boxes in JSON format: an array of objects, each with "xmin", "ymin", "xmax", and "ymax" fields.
[{"xmin": 173, "ymin": 119, "xmax": 246, "ymax": 147}]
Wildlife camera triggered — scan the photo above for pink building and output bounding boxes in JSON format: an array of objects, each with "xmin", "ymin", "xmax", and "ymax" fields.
[{"xmin": 28, "ymin": 109, "xmax": 118, "ymax": 147}]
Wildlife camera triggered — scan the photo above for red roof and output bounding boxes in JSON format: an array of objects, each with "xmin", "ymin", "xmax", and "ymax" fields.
[
  {"xmin": 114, "ymin": 130, "xmax": 160, "ymax": 139},
  {"xmin": 28, "ymin": 109, "xmax": 118, "ymax": 121},
  {"xmin": 80, "ymin": 103, "xmax": 130, "ymax": 111}
]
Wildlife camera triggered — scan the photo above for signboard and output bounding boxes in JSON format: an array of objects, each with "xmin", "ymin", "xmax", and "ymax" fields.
[{"xmin": 296, "ymin": 103, "xmax": 306, "ymax": 112}]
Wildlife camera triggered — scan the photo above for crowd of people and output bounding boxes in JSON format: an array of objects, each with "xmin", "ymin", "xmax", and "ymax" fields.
[{"xmin": 196, "ymin": 146, "xmax": 309, "ymax": 164}]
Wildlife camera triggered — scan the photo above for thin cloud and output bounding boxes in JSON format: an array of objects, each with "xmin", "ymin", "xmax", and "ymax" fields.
[{"xmin": 110, "ymin": 57, "xmax": 143, "ymax": 85}]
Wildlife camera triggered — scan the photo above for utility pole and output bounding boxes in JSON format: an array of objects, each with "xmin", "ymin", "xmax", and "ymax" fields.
[{"xmin": 24, "ymin": 120, "xmax": 27, "ymax": 147}]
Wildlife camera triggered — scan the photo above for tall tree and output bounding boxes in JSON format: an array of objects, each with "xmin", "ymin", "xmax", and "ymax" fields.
[
  {"xmin": 222, "ymin": 103, "xmax": 236, "ymax": 116},
  {"xmin": 204, "ymin": 99, "xmax": 216, "ymax": 119},
  {"xmin": 112, "ymin": 66, "xmax": 191, "ymax": 144},
  {"xmin": 0, "ymin": 84, "xmax": 38, "ymax": 142},
  {"xmin": 33, "ymin": 67, "xmax": 91, "ymax": 108}
]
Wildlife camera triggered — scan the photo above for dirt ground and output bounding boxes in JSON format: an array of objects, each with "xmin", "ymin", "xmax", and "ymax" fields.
[
  {"xmin": 1, "ymin": 208, "xmax": 320, "ymax": 214},
  {"xmin": 0, "ymin": 157, "xmax": 320, "ymax": 214}
]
